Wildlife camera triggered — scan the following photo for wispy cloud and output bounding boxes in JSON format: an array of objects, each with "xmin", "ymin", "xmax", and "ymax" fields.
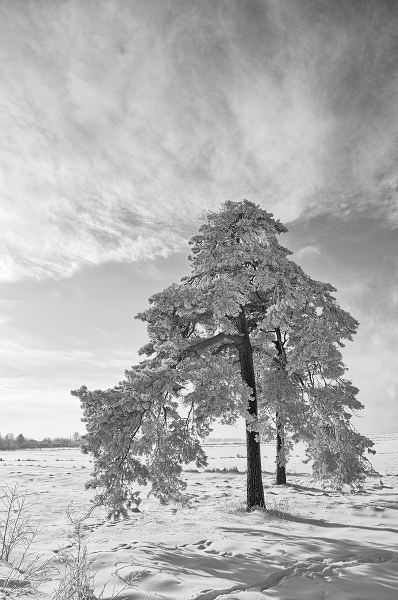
[
  {"xmin": 0, "ymin": 328, "xmax": 138, "ymax": 436},
  {"xmin": 295, "ymin": 245, "xmax": 321, "ymax": 260},
  {"xmin": 0, "ymin": 329, "xmax": 137, "ymax": 376},
  {"xmin": 0, "ymin": 336, "xmax": 91, "ymax": 372},
  {"xmin": 0, "ymin": 377, "xmax": 85, "ymax": 437},
  {"xmin": 0, "ymin": 314, "xmax": 10, "ymax": 326},
  {"xmin": 1, "ymin": 0, "xmax": 398, "ymax": 282}
]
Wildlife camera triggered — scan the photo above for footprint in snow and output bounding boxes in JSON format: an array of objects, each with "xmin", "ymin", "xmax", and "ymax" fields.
[{"xmin": 196, "ymin": 540, "xmax": 213, "ymax": 550}]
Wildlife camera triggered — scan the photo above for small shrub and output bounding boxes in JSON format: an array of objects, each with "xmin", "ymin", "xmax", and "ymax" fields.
[
  {"xmin": 52, "ymin": 504, "xmax": 128, "ymax": 600},
  {"xmin": 222, "ymin": 496, "xmax": 302, "ymax": 521},
  {"xmin": 205, "ymin": 466, "xmax": 240, "ymax": 473},
  {"xmin": 0, "ymin": 483, "xmax": 46, "ymax": 596},
  {"xmin": 52, "ymin": 504, "xmax": 97, "ymax": 600}
]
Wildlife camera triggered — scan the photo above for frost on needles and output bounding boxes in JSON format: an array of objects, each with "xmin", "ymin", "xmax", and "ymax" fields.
[{"xmin": 72, "ymin": 200, "xmax": 374, "ymax": 519}]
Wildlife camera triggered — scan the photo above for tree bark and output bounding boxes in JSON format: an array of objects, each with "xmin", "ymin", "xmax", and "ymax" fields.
[
  {"xmin": 276, "ymin": 413, "xmax": 287, "ymax": 484},
  {"xmin": 274, "ymin": 328, "xmax": 287, "ymax": 485},
  {"xmin": 237, "ymin": 310, "xmax": 265, "ymax": 509}
]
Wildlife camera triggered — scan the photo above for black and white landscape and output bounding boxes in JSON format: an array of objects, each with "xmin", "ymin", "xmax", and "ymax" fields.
[
  {"xmin": 0, "ymin": 436, "xmax": 397, "ymax": 599},
  {"xmin": 0, "ymin": 1, "xmax": 397, "ymax": 599}
]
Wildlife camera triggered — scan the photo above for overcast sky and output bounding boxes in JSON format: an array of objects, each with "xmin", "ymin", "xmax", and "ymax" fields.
[{"xmin": 0, "ymin": 0, "xmax": 397, "ymax": 438}]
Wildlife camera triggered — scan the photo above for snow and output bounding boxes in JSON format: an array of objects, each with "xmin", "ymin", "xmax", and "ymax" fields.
[{"xmin": 0, "ymin": 434, "xmax": 397, "ymax": 599}]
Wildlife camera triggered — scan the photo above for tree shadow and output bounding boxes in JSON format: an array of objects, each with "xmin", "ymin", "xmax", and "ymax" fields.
[
  {"xmin": 284, "ymin": 482, "xmax": 334, "ymax": 494},
  {"xmin": 219, "ymin": 525, "xmax": 398, "ymax": 561},
  {"xmin": 120, "ymin": 528, "xmax": 398, "ymax": 600},
  {"xmin": 253, "ymin": 510, "xmax": 398, "ymax": 534},
  {"xmin": 120, "ymin": 541, "xmax": 285, "ymax": 588}
]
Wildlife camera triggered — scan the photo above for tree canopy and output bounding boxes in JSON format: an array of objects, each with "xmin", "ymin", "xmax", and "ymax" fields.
[{"xmin": 73, "ymin": 200, "xmax": 373, "ymax": 518}]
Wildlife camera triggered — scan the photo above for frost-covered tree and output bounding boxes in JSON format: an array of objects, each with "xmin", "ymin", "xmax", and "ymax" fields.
[
  {"xmin": 73, "ymin": 200, "xmax": 371, "ymax": 516},
  {"xmin": 306, "ymin": 418, "xmax": 375, "ymax": 489},
  {"xmin": 73, "ymin": 355, "xmax": 248, "ymax": 518},
  {"xmin": 256, "ymin": 289, "xmax": 374, "ymax": 486}
]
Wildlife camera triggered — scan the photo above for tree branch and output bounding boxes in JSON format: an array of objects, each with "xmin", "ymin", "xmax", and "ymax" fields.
[
  {"xmin": 212, "ymin": 342, "xmax": 238, "ymax": 355},
  {"xmin": 179, "ymin": 332, "xmax": 243, "ymax": 361}
]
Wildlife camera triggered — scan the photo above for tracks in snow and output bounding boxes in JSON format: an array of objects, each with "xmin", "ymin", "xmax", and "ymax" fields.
[{"xmin": 190, "ymin": 551, "xmax": 398, "ymax": 600}]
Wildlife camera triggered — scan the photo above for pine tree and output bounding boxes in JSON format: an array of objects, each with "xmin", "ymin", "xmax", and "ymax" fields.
[
  {"xmin": 134, "ymin": 200, "xmax": 295, "ymax": 508},
  {"xmin": 255, "ymin": 275, "xmax": 374, "ymax": 486},
  {"xmin": 73, "ymin": 200, "xmax": 372, "ymax": 516}
]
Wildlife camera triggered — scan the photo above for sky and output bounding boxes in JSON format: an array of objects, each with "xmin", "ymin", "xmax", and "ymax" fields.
[{"xmin": 0, "ymin": 0, "xmax": 397, "ymax": 438}]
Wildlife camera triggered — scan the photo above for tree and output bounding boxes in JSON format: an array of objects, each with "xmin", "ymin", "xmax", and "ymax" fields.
[
  {"xmin": 306, "ymin": 418, "xmax": 374, "ymax": 488},
  {"xmin": 73, "ymin": 362, "xmax": 212, "ymax": 518},
  {"xmin": 4, "ymin": 434, "xmax": 15, "ymax": 451},
  {"xmin": 255, "ymin": 299, "xmax": 374, "ymax": 486},
  {"xmin": 72, "ymin": 432, "xmax": 82, "ymax": 446},
  {"xmin": 250, "ymin": 261, "xmax": 375, "ymax": 485},
  {"xmin": 74, "ymin": 200, "xmax": 371, "ymax": 516},
  {"xmin": 16, "ymin": 434, "xmax": 26, "ymax": 449}
]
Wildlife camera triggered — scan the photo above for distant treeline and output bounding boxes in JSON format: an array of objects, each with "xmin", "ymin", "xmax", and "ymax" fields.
[{"xmin": 0, "ymin": 432, "xmax": 82, "ymax": 450}]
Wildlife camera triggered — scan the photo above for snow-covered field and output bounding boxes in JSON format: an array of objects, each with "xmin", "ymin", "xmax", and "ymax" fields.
[{"xmin": 1, "ymin": 434, "xmax": 397, "ymax": 599}]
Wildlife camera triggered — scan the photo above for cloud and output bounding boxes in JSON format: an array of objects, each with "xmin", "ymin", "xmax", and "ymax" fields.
[
  {"xmin": 0, "ymin": 378, "xmax": 85, "ymax": 437},
  {"xmin": 295, "ymin": 245, "xmax": 321, "ymax": 260},
  {"xmin": 0, "ymin": 329, "xmax": 139, "ymax": 437},
  {"xmin": 1, "ymin": 0, "xmax": 398, "ymax": 282},
  {"xmin": 0, "ymin": 197, "xmax": 184, "ymax": 282},
  {"xmin": 0, "ymin": 328, "xmax": 138, "ymax": 376},
  {"xmin": 0, "ymin": 336, "xmax": 92, "ymax": 371}
]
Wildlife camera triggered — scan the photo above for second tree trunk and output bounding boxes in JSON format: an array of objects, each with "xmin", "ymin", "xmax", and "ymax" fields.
[{"xmin": 276, "ymin": 414, "xmax": 287, "ymax": 485}]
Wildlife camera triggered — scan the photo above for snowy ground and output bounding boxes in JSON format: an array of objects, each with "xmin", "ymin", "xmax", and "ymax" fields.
[{"xmin": 0, "ymin": 434, "xmax": 397, "ymax": 599}]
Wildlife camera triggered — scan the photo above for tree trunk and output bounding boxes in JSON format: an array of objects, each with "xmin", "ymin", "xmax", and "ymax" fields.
[
  {"xmin": 276, "ymin": 413, "xmax": 287, "ymax": 484},
  {"xmin": 237, "ymin": 311, "xmax": 265, "ymax": 509},
  {"xmin": 274, "ymin": 328, "xmax": 287, "ymax": 485}
]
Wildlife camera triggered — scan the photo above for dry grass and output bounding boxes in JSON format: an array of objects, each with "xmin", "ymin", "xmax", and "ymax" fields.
[
  {"xmin": 0, "ymin": 483, "xmax": 48, "ymax": 597},
  {"xmin": 0, "ymin": 487, "xmax": 127, "ymax": 599},
  {"xmin": 205, "ymin": 466, "xmax": 240, "ymax": 473},
  {"xmin": 51, "ymin": 504, "xmax": 97, "ymax": 600},
  {"xmin": 222, "ymin": 495, "xmax": 304, "ymax": 522},
  {"xmin": 52, "ymin": 504, "xmax": 129, "ymax": 600}
]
